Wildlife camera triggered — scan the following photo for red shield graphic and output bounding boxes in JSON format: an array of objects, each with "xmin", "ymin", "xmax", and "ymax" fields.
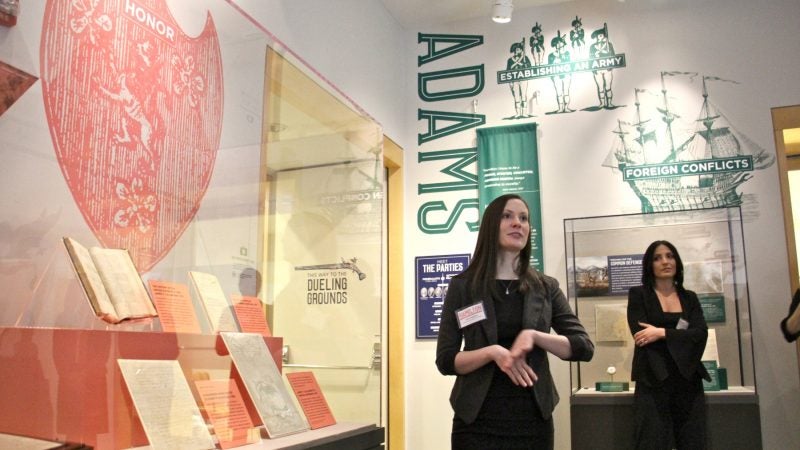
[{"xmin": 41, "ymin": 0, "xmax": 223, "ymax": 272}]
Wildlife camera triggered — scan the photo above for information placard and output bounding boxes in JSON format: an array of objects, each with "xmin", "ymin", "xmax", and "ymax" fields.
[{"xmin": 286, "ymin": 371, "xmax": 336, "ymax": 429}]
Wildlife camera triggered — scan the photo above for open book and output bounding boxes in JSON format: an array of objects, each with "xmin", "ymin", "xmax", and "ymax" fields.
[{"xmin": 63, "ymin": 237, "xmax": 157, "ymax": 324}]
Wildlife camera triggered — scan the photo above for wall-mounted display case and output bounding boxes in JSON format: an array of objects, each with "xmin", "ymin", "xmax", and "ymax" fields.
[{"xmin": 564, "ymin": 207, "xmax": 760, "ymax": 449}]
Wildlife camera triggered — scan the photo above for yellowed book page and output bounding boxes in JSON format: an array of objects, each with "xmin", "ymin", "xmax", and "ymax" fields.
[
  {"xmin": 0, "ymin": 434, "xmax": 71, "ymax": 450},
  {"xmin": 118, "ymin": 359, "xmax": 215, "ymax": 450},
  {"xmin": 62, "ymin": 237, "xmax": 120, "ymax": 323},
  {"xmin": 189, "ymin": 271, "xmax": 239, "ymax": 333},
  {"xmin": 595, "ymin": 303, "xmax": 629, "ymax": 342},
  {"xmin": 90, "ymin": 247, "xmax": 156, "ymax": 320}
]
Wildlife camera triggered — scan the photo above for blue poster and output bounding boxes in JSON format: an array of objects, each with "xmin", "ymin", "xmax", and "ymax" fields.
[
  {"xmin": 416, "ymin": 253, "xmax": 470, "ymax": 339},
  {"xmin": 608, "ymin": 254, "xmax": 644, "ymax": 296}
]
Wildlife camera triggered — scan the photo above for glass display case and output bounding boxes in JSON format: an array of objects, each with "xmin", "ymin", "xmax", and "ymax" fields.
[
  {"xmin": 564, "ymin": 207, "xmax": 760, "ymax": 449},
  {"xmin": 0, "ymin": 3, "xmax": 385, "ymax": 449}
]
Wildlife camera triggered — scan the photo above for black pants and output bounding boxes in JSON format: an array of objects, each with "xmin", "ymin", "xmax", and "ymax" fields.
[{"xmin": 633, "ymin": 375, "xmax": 706, "ymax": 450}]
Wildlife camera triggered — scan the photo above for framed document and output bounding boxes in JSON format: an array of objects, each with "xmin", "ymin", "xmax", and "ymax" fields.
[
  {"xmin": 117, "ymin": 359, "xmax": 215, "ymax": 450},
  {"xmin": 189, "ymin": 271, "xmax": 239, "ymax": 333},
  {"xmin": 220, "ymin": 332, "xmax": 309, "ymax": 438}
]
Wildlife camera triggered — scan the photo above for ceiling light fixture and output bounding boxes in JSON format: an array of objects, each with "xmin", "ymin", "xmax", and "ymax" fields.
[{"xmin": 492, "ymin": 0, "xmax": 513, "ymax": 24}]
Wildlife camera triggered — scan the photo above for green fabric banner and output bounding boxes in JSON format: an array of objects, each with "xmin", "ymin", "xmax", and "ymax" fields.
[{"xmin": 477, "ymin": 123, "xmax": 542, "ymax": 271}]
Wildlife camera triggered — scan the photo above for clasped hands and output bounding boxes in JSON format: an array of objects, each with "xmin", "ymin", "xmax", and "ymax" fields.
[
  {"xmin": 633, "ymin": 321, "xmax": 665, "ymax": 347},
  {"xmin": 496, "ymin": 329, "xmax": 539, "ymax": 387}
]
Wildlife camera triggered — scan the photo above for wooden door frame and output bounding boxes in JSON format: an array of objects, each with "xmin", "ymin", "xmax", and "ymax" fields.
[
  {"xmin": 771, "ymin": 105, "xmax": 800, "ymax": 379},
  {"xmin": 383, "ymin": 136, "xmax": 404, "ymax": 450}
]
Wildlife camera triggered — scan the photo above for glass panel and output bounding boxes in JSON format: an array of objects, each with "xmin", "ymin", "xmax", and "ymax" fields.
[
  {"xmin": 564, "ymin": 207, "xmax": 755, "ymax": 395},
  {"xmin": 0, "ymin": 2, "xmax": 384, "ymax": 447},
  {"xmin": 263, "ymin": 48, "xmax": 384, "ymax": 425}
]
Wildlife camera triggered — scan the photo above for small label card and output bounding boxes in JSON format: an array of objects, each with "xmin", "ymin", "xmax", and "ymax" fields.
[
  {"xmin": 148, "ymin": 280, "xmax": 202, "ymax": 333},
  {"xmin": 117, "ymin": 359, "xmax": 215, "ymax": 450},
  {"xmin": 456, "ymin": 301, "xmax": 486, "ymax": 329},
  {"xmin": 232, "ymin": 295, "xmax": 272, "ymax": 337},
  {"xmin": 286, "ymin": 371, "xmax": 336, "ymax": 429},
  {"xmin": 195, "ymin": 379, "xmax": 261, "ymax": 449}
]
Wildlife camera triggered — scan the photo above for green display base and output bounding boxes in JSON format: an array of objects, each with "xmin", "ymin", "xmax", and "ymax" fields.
[
  {"xmin": 595, "ymin": 381, "xmax": 630, "ymax": 392},
  {"xmin": 718, "ymin": 367, "xmax": 728, "ymax": 390},
  {"xmin": 702, "ymin": 360, "xmax": 722, "ymax": 391}
]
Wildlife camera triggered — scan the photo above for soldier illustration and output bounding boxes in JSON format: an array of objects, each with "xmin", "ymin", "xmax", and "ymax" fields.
[
  {"xmin": 506, "ymin": 40, "xmax": 532, "ymax": 119},
  {"xmin": 570, "ymin": 16, "xmax": 585, "ymax": 56},
  {"xmin": 547, "ymin": 31, "xmax": 573, "ymax": 114},
  {"xmin": 591, "ymin": 23, "xmax": 616, "ymax": 108},
  {"xmin": 529, "ymin": 22, "xmax": 544, "ymax": 66}
]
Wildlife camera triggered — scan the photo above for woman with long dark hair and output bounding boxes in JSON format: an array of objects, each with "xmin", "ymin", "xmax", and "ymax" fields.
[
  {"xmin": 436, "ymin": 194, "xmax": 594, "ymax": 449},
  {"xmin": 628, "ymin": 240, "xmax": 710, "ymax": 449}
]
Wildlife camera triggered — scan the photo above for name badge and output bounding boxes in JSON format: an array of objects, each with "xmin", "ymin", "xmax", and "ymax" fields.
[
  {"xmin": 676, "ymin": 318, "xmax": 689, "ymax": 330},
  {"xmin": 456, "ymin": 301, "xmax": 487, "ymax": 329}
]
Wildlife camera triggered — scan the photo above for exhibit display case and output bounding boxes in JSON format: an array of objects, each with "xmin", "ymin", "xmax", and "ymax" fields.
[
  {"xmin": 564, "ymin": 207, "xmax": 760, "ymax": 449},
  {"xmin": 0, "ymin": 3, "xmax": 385, "ymax": 449}
]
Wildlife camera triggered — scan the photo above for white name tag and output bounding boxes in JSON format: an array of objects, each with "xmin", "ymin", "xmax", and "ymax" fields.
[
  {"xmin": 456, "ymin": 301, "xmax": 487, "ymax": 329},
  {"xmin": 676, "ymin": 318, "xmax": 689, "ymax": 330}
]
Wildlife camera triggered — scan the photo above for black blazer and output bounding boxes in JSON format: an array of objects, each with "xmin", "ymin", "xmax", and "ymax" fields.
[
  {"xmin": 435, "ymin": 271, "xmax": 594, "ymax": 424},
  {"xmin": 627, "ymin": 285, "xmax": 710, "ymax": 385}
]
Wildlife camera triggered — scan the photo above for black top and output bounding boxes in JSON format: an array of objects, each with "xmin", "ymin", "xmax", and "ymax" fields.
[
  {"xmin": 645, "ymin": 312, "xmax": 683, "ymax": 385},
  {"xmin": 436, "ymin": 272, "xmax": 594, "ymax": 424},
  {"xmin": 453, "ymin": 281, "xmax": 540, "ymax": 436},
  {"xmin": 627, "ymin": 285, "xmax": 710, "ymax": 386}
]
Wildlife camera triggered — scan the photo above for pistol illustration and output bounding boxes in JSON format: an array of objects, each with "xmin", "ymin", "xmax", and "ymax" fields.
[{"xmin": 294, "ymin": 257, "xmax": 367, "ymax": 280}]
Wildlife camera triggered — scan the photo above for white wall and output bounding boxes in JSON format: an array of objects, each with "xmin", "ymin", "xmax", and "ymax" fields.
[
  {"xmin": 403, "ymin": 0, "xmax": 800, "ymax": 449},
  {"xmin": 3, "ymin": 0, "xmax": 798, "ymax": 448},
  {"xmin": 242, "ymin": 1, "xmax": 800, "ymax": 448},
  {"xmin": 231, "ymin": 0, "xmax": 410, "ymax": 148}
]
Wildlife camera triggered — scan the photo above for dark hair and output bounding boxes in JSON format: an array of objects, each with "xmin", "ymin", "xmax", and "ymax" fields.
[
  {"xmin": 641, "ymin": 240, "xmax": 684, "ymax": 289},
  {"xmin": 239, "ymin": 267, "xmax": 262, "ymax": 297},
  {"xmin": 461, "ymin": 194, "xmax": 542, "ymax": 298}
]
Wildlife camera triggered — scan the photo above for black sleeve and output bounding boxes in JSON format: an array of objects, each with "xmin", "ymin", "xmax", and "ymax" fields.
[
  {"xmin": 547, "ymin": 277, "xmax": 594, "ymax": 362},
  {"xmin": 627, "ymin": 286, "xmax": 647, "ymax": 336},
  {"xmin": 435, "ymin": 277, "xmax": 467, "ymax": 375},
  {"xmin": 665, "ymin": 290, "xmax": 709, "ymax": 381},
  {"xmin": 780, "ymin": 289, "xmax": 800, "ymax": 343}
]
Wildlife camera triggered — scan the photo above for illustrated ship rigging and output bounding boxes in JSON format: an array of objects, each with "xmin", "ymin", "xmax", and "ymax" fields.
[{"xmin": 603, "ymin": 71, "xmax": 774, "ymax": 212}]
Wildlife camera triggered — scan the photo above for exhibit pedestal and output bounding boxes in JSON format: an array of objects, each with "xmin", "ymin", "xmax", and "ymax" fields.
[
  {"xmin": 0, "ymin": 327, "xmax": 284, "ymax": 449},
  {"xmin": 127, "ymin": 422, "xmax": 384, "ymax": 449},
  {"xmin": 570, "ymin": 388, "xmax": 761, "ymax": 450}
]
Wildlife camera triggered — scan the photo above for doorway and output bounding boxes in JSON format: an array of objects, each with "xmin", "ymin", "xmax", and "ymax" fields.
[{"xmin": 772, "ymin": 104, "xmax": 800, "ymax": 376}]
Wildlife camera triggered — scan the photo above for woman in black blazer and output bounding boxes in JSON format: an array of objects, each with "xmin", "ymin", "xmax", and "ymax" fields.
[
  {"xmin": 436, "ymin": 194, "xmax": 594, "ymax": 450},
  {"xmin": 627, "ymin": 240, "xmax": 710, "ymax": 450}
]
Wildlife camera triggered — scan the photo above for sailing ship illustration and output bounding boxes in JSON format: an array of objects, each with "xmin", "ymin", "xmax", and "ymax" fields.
[{"xmin": 603, "ymin": 71, "xmax": 774, "ymax": 213}]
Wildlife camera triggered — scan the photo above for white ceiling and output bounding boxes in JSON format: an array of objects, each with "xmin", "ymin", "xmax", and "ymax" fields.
[{"xmin": 379, "ymin": 0, "xmax": 574, "ymax": 29}]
